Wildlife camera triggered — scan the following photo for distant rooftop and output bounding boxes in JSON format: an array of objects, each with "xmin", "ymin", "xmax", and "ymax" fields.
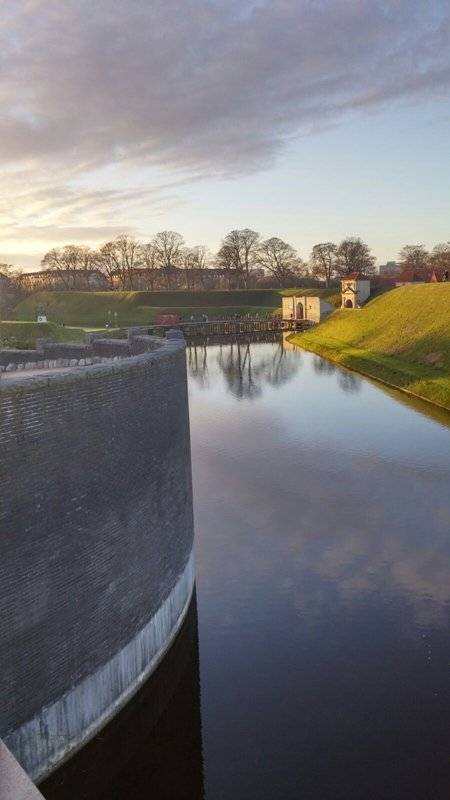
[{"xmin": 342, "ymin": 272, "xmax": 370, "ymax": 281}]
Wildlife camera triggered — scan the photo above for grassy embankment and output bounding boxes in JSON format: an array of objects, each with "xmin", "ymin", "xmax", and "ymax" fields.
[
  {"xmin": 0, "ymin": 321, "xmax": 87, "ymax": 349},
  {"xmin": 5, "ymin": 287, "xmax": 340, "ymax": 349},
  {"xmin": 12, "ymin": 287, "xmax": 340, "ymax": 328},
  {"xmin": 289, "ymin": 284, "xmax": 450, "ymax": 409},
  {"xmin": 12, "ymin": 289, "xmax": 281, "ymax": 327}
]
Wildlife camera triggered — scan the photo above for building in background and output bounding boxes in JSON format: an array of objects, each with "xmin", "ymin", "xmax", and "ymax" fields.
[
  {"xmin": 20, "ymin": 270, "xmax": 108, "ymax": 292},
  {"xmin": 378, "ymin": 261, "xmax": 400, "ymax": 276}
]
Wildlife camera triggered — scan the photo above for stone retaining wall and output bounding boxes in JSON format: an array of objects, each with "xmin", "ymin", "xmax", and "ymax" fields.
[{"xmin": 0, "ymin": 333, "xmax": 195, "ymax": 781}]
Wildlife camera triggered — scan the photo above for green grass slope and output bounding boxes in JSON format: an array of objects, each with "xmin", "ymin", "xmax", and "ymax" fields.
[
  {"xmin": 13, "ymin": 289, "xmax": 283, "ymax": 326},
  {"xmin": 0, "ymin": 320, "xmax": 86, "ymax": 348},
  {"xmin": 290, "ymin": 284, "xmax": 450, "ymax": 409}
]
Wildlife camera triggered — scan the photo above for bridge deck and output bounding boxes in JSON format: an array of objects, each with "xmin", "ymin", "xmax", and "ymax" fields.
[{"xmin": 145, "ymin": 318, "xmax": 311, "ymax": 338}]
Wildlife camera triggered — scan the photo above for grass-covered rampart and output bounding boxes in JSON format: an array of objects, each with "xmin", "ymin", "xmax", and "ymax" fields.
[
  {"xmin": 12, "ymin": 287, "xmax": 343, "ymax": 326},
  {"xmin": 0, "ymin": 321, "xmax": 87, "ymax": 348},
  {"xmin": 290, "ymin": 284, "xmax": 450, "ymax": 409},
  {"xmin": 12, "ymin": 289, "xmax": 284, "ymax": 326}
]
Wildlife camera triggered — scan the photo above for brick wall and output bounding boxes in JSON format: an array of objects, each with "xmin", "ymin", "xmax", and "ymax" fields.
[{"xmin": 0, "ymin": 337, "xmax": 194, "ymax": 778}]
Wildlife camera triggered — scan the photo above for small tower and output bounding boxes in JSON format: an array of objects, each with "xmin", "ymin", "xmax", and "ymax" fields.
[{"xmin": 341, "ymin": 272, "xmax": 371, "ymax": 308}]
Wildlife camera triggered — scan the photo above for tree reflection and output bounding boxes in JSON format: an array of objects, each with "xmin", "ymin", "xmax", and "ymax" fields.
[
  {"xmin": 187, "ymin": 337, "xmax": 300, "ymax": 400},
  {"xmin": 338, "ymin": 371, "xmax": 361, "ymax": 393},
  {"xmin": 217, "ymin": 341, "xmax": 262, "ymax": 400},
  {"xmin": 313, "ymin": 356, "xmax": 336, "ymax": 374},
  {"xmin": 188, "ymin": 343, "xmax": 209, "ymax": 389},
  {"xmin": 312, "ymin": 355, "xmax": 361, "ymax": 392}
]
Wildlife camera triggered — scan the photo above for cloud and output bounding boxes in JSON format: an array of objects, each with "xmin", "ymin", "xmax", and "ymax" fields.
[
  {"xmin": 1, "ymin": 0, "xmax": 449, "ymax": 257},
  {"xmin": 0, "ymin": 166, "xmax": 183, "ymax": 249},
  {"xmin": 2, "ymin": 0, "xmax": 450, "ymax": 174}
]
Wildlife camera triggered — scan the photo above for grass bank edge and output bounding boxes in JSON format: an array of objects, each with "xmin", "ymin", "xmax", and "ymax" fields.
[
  {"xmin": 0, "ymin": 321, "xmax": 116, "ymax": 349},
  {"xmin": 289, "ymin": 333, "xmax": 450, "ymax": 410}
]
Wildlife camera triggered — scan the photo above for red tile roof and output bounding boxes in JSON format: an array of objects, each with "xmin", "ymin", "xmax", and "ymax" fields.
[
  {"xmin": 396, "ymin": 269, "xmax": 437, "ymax": 283},
  {"xmin": 341, "ymin": 272, "xmax": 370, "ymax": 281}
]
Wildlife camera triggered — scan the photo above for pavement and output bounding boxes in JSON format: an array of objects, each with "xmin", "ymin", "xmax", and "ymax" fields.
[{"xmin": 0, "ymin": 740, "xmax": 45, "ymax": 799}]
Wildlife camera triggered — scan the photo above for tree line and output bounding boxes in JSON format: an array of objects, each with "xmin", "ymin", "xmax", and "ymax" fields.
[
  {"xmin": 37, "ymin": 231, "xmax": 379, "ymax": 290},
  {"xmin": 396, "ymin": 244, "xmax": 450, "ymax": 274},
  {"xmin": 2, "ymin": 233, "xmax": 450, "ymax": 299}
]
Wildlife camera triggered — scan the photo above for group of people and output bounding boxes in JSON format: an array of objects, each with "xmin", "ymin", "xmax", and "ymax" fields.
[
  {"xmin": 187, "ymin": 312, "xmax": 280, "ymax": 323},
  {"xmin": 189, "ymin": 314, "xmax": 209, "ymax": 322}
]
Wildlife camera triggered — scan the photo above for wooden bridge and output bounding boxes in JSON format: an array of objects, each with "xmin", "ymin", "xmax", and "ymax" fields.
[{"xmin": 144, "ymin": 318, "xmax": 312, "ymax": 339}]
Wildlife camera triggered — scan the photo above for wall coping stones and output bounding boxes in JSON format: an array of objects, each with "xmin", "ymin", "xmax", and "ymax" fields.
[{"xmin": 0, "ymin": 333, "xmax": 185, "ymax": 386}]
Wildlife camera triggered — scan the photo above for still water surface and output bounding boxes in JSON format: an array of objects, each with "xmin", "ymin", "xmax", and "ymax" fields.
[{"xmin": 43, "ymin": 338, "xmax": 450, "ymax": 800}]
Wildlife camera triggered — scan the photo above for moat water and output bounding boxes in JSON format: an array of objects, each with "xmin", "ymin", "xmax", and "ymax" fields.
[{"xmin": 42, "ymin": 338, "xmax": 450, "ymax": 800}]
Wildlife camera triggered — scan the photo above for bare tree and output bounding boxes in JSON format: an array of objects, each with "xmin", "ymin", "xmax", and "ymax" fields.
[
  {"xmin": 0, "ymin": 263, "xmax": 22, "ymax": 284},
  {"xmin": 76, "ymin": 246, "xmax": 96, "ymax": 289},
  {"xmin": 309, "ymin": 242, "xmax": 338, "ymax": 287},
  {"xmin": 215, "ymin": 243, "xmax": 237, "ymax": 288},
  {"xmin": 0, "ymin": 264, "xmax": 24, "ymax": 316},
  {"xmin": 191, "ymin": 245, "xmax": 211, "ymax": 289},
  {"xmin": 428, "ymin": 242, "xmax": 450, "ymax": 275},
  {"xmin": 217, "ymin": 229, "xmax": 261, "ymax": 289},
  {"xmin": 139, "ymin": 242, "xmax": 159, "ymax": 290},
  {"xmin": 179, "ymin": 246, "xmax": 210, "ymax": 290},
  {"xmin": 41, "ymin": 245, "xmax": 98, "ymax": 289},
  {"xmin": 179, "ymin": 247, "xmax": 197, "ymax": 290},
  {"xmin": 258, "ymin": 237, "xmax": 304, "ymax": 287},
  {"xmin": 114, "ymin": 235, "xmax": 140, "ymax": 289},
  {"xmin": 41, "ymin": 246, "xmax": 79, "ymax": 289},
  {"xmin": 398, "ymin": 244, "xmax": 429, "ymax": 270},
  {"xmin": 93, "ymin": 242, "xmax": 122, "ymax": 290},
  {"xmin": 93, "ymin": 235, "xmax": 140, "ymax": 290},
  {"xmin": 152, "ymin": 230, "xmax": 185, "ymax": 289},
  {"xmin": 335, "ymin": 237, "xmax": 376, "ymax": 277}
]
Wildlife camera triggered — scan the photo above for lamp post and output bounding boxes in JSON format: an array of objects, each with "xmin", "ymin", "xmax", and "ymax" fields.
[
  {"xmin": 114, "ymin": 311, "xmax": 118, "ymax": 329},
  {"xmin": 108, "ymin": 310, "xmax": 111, "ymax": 326}
]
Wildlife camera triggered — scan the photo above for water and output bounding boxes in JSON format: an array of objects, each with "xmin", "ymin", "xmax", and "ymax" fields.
[{"xmin": 42, "ymin": 338, "xmax": 450, "ymax": 800}]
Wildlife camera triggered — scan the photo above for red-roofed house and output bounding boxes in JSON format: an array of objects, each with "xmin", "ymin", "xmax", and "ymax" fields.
[
  {"xmin": 341, "ymin": 273, "xmax": 371, "ymax": 308},
  {"xmin": 395, "ymin": 268, "xmax": 445, "ymax": 286}
]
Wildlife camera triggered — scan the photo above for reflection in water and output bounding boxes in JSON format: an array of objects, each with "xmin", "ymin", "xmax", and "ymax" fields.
[
  {"xmin": 338, "ymin": 370, "xmax": 361, "ymax": 393},
  {"xmin": 188, "ymin": 342, "xmax": 210, "ymax": 390},
  {"xmin": 313, "ymin": 354, "xmax": 336, "ymax": 374},
  {"xmin": 281, "ymin": 331, "xmax": 300, "ymax": 351},
  {"xmin": 188, "ymin": 336, "xmax": 300, "ymax": 400},
  {"xmin": 40, "ymin": 594, "xmax": 204, "ymax": 800},
  {"xmin": 190, "ymin": 341, "xmax": 450, "ymax": 800}
]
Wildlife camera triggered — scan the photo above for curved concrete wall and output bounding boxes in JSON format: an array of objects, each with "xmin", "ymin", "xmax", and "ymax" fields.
[{"xmin": 0, "ymin": 335, "xmax": 195, "ymax": 781}]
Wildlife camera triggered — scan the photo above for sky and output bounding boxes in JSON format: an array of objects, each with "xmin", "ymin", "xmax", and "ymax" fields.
[{"xmin": 1, "ymin": 0, "xmax": 449, "ymax": 272}]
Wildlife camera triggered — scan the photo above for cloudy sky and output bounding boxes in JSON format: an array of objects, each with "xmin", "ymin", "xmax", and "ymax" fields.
[{"xmin": 1, "ymin": 0, "xmax": 449, "ymax": 270}]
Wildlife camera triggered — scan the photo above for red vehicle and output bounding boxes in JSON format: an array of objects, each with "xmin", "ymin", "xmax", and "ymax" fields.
[{"xmin": 157, "ymin": 314, "xmax": 179, "ymax": 325}]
